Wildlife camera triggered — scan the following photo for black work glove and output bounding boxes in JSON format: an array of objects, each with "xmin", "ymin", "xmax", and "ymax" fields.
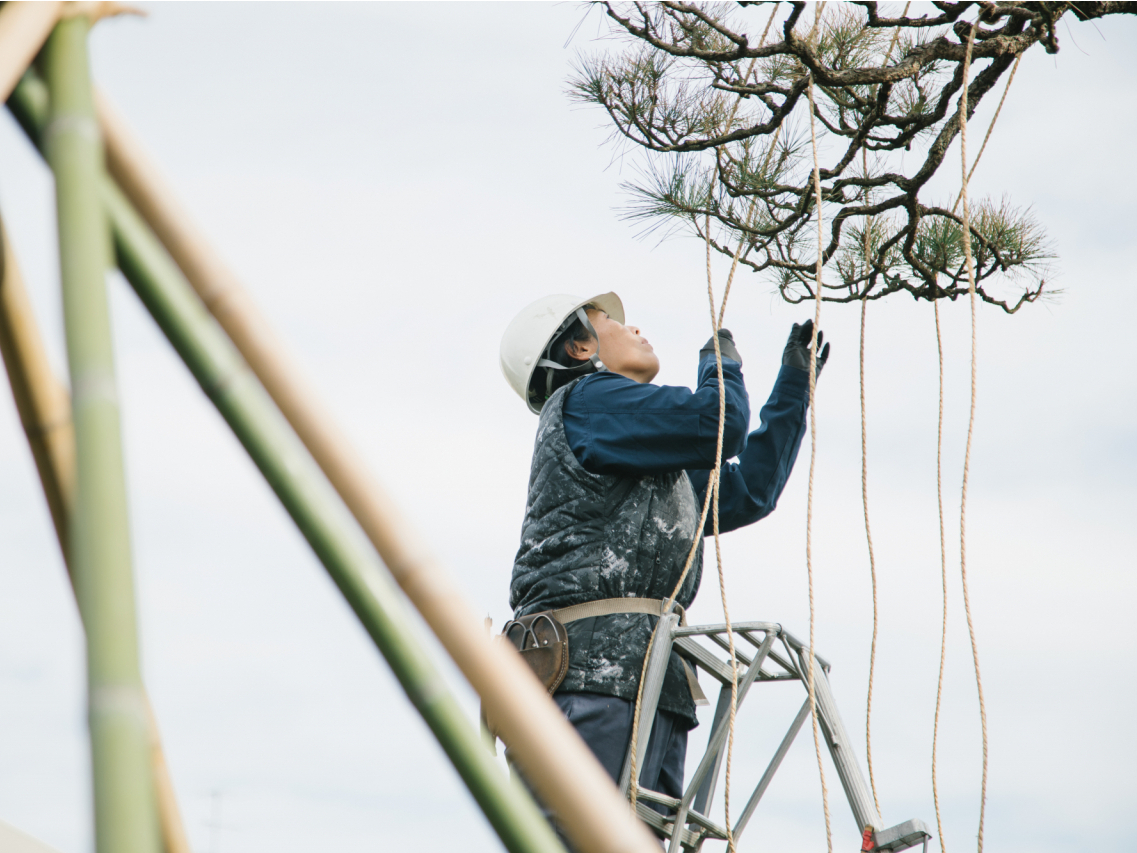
[
  {"xmin": 699, "ymin": 329, "xmax": 743, "ymax": 366},
  {"xmin": 782, "ymin": 319, "xmax": 830, "ymax": 378}
]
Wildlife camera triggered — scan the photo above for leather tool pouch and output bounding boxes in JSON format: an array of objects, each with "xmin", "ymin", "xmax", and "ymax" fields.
[{"xmin": 501, "ymin": 611, "xmax": 569, "ymax": 694}]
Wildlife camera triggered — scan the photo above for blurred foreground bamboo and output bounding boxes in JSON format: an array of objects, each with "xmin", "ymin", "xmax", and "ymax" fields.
[
  {"xmin": 0, "ymin": 1, "xmax": 61, "ymax": 103},
  {"xmin": 6, "ymin": 47, "xmax": 658, "ymax": 853},
  {"xmin": 0, "ymin": 218, "xmax": 75, "ymax": 549},
  {"xmin": 94, "ymin": 89, "xmax": 659, "ymax": 853},
  {"xmin": 0, "ymin": 167, "xmax": 243, "ymax": 853},
  {"xmin": 104, "ymin": 175, "xmax": 569, "ymax": 853},
  {"xmin": 10, "ymin": 62, "xmax": 569, "ymax": 853},
  {"xmin": 42, "ymin": 16, "xmax": 159, "ymax": 853}
]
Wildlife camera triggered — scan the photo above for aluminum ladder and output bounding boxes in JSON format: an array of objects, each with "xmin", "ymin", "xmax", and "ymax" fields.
[{"xmin": 618, "ymin": 616, "xmax": 932, "ymax": 853}]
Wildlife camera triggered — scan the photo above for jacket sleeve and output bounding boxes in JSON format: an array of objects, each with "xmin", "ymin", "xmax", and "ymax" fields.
[
  {"xmin": 687, "ymin": 365, "xmax": 810, "ymax": 534},
  {"xmin": 562, "ymin": 357, "xmax": 750, "ymax": 476}
]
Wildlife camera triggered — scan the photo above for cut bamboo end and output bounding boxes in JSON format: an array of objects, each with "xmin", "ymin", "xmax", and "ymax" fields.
[{"xmin": 0, "ymin": 2, "xmax": 64, "ymax": 104}]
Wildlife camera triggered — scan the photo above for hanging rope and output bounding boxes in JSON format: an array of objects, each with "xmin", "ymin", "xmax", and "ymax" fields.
[
  {"xmin": 956, "ymin": 24, "xmax": 990, "ymax": 853},
  {"xmin": 626, "ymin": 216, "xmax": 733, "ymax": 816},
  {"xmin": 715, "ymin": 1, "xmax": 778, "ymax": 330},
  {"xmin": 805, "ymin": 71, "xmax": 834, "ymax": 853},
  {"xmin": 708, "ymin": 227, "xmax": 740, "ymax": 853},
  {"xmin": 861, "ymin": 2, "xmax": 909, "ymax": 817},
  {"xmin": 627, "ymin": 11, "xmax": 778, "ymax": 841},
  {"xmin": 808, "ymin": 1, "xmax": 827, "ymax": 42},
  {"xmin": 709, "ymin": 11, "xmax": 778, "ymax": 841},
  {"xmin": 859, "ymin": 170, "xmax": 882, "ymax": 818},
  {"xmin": 855, "ymin": 1, "xmax": 909, "ymax": 814},
  {"xmin": 930, "ymin": 27, "xmax": 1017, "ymax": 853},
  {"xmin": 626, "ymin": 213, "xmax": 743, "ymax": 808},
  {"xmin": 951, "ymin": 53, "xmax": 1023, "ymax": 216},
  {"xmin": 931, "ymin": 298, "xmax": 949, "ymax": 853}
]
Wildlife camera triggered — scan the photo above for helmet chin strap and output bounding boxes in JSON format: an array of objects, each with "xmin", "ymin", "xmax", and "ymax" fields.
[
  {"xmin": 574, "ymin": 307, "xmax": 607, "ymax": 373},
  {"xmin": 535, "ymin": 307, "xmax": 607, "ymax": 399}
]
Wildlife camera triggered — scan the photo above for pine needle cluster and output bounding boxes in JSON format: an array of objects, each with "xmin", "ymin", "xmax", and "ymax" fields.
[{"xmin": 570, "ymin": 1, "xmax": 1133, "ymax": 311}]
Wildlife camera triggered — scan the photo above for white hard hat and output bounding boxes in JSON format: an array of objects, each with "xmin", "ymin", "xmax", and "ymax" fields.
[{"xmin": 500, "ymin": 292, "xmax": 625, "ymax": 413}]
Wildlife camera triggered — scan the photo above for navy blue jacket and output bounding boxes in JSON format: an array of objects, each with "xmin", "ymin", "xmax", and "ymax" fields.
[{"xmin": 562, "ymin": 357, "xmax": 810, "ymax": 533}]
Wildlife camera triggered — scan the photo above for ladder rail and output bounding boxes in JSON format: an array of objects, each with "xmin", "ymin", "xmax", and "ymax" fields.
[
  {"xmin": 619, "ymin": 612, "xmax": 681, "ymax": 794},
  {"xmin": 792, "ymin": 646, "xmax": 884, "ymax": 833},
  {"xmin": 665, "ymin": 631, "xmax": 777, "ymax": 853},
  {"xmin": 689, "ymin": 686, "xmax": 731, "ymax": 815}
]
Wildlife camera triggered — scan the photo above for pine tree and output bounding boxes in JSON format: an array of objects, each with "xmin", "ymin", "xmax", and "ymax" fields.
[{"xmin": 570, "ymin": 2, "xmax": 1134, "ymax": 311}]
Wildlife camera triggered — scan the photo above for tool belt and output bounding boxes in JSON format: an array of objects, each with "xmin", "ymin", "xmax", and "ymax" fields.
[{"xmin": 500, "ymin": 597, "xmax": 708, "ymax": 704}]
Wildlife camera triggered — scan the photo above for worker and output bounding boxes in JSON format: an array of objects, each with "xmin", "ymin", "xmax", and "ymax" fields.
[{"xmin": 499, "ymin": 292, "xmax": 828, "ymax": 836}]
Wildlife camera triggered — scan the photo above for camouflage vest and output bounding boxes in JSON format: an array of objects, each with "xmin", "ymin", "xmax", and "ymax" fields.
[{"xmin": 510, "ymin": 378, "xmax": 703, "ymax": 723}]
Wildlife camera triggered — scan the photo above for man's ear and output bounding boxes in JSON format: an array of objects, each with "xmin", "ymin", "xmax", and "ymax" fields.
[{"xmin": 565, "ymin": 337, "xmax": 598, "ymax": 361}]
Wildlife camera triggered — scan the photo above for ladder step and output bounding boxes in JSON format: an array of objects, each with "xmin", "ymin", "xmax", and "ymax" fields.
[
  {"xmin": 873, "ymin": 819, "xmax": 932, "ymax": 852},
  {"xmin": 633, "ymin": 802, "xmax": 727, "ymax": 851}
]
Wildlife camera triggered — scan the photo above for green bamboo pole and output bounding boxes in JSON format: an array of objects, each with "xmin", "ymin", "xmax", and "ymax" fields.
[
  {"xmin": 93, "ymin": 87, "xmax": 656, "ymax": 853},
  {"xmin": 104, "ymin": 179, "xmax": 566, "ymax": 853},
  {"xmin": 40, "ymin": 17, "xmax": 160, "ymax": 853},
  {"xmin": 5, "ymin": 69, "xmax": 565, "ymax": 853},
  {"xmin": 0, "ymin": 210, "xmax": 195, "ymax": 853}
]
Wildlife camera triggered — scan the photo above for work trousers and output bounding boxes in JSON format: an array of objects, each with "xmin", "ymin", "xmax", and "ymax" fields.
[{"xmin": 518, "ymin": 691, "xmax": 689, "ymax": 849}]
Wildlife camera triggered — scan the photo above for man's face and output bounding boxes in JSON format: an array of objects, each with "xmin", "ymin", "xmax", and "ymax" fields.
[{"xmin": 568, "ymin": 309, "xmax": 660, "ymax": 384}]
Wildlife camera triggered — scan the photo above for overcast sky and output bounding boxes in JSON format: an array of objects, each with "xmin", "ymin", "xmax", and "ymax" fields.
[{"xmin": 1, "ymin": 4, "xmax": 1134, "ymax": 853}]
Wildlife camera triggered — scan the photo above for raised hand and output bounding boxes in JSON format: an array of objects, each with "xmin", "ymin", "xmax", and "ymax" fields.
[{"xmin": 781, "ymin": 319, "xmax": 830, "ymax": 379}]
